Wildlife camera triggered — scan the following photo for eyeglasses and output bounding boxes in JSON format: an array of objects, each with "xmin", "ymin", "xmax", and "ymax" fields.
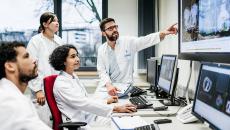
[{"xmin": 104, "ymin": 25, "xmax": 118, "ymax": 31}]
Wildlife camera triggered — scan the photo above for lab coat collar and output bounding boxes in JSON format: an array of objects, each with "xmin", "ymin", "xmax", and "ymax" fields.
[
  {"xmin": 0, "ymin": 78, "xmax": 24, "ymax": 95},
  {"xmin": 41, "ymin": 33, "xmax": 62, "ymax": 46},
  {"xmin": 60, "ymin": 71, "xmax": 76, "ymax": 79},
  {"xmin": 106, "ymin": 38, "xmax": 120, "ymax": 50}
]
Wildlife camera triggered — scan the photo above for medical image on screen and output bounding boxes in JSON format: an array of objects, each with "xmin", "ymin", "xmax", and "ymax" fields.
[
  {"xmin": 182, "ymin": 0, "xmax": 230, "ymax": 42},
  {"xmin": 159, "ymin": 58, "xmax": 174, "ymax": 81},
  {"xmin": 181, "ymin": 0, "xmax": 199, "ymax": 42},
  {"xmin": 199, "ymin": 0, "xmax": 230, "ymax": 38},
  {"xmin": 197, "ymin": 69, "xmax": 230, "ymax": 114}
]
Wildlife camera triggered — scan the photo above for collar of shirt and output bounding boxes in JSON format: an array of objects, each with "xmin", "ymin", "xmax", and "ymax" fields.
[
  {"xmin": 60, "ymin": 71, "xmax": 76, "ymax": 79},
  {"xmin": 0, "ymin": 78, "xmax": 24, "ymax": 96},
  {"xmin": 41, "ymin": 33, "xmax": 61, "ymax": 46}
]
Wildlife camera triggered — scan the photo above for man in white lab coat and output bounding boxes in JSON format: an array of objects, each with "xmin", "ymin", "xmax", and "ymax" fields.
[
  {"xmin": 0, "ymin": 42, "xmax": 51, "ymax": 130},
  {"xmin": 97, "ymin": 18, "xmax": 178, "ymax": 96}
]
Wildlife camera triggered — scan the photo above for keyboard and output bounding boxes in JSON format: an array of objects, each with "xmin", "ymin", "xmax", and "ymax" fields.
[
  {"xmin": 134, "ymin": 124, "xmax": 155, "ymax": 130},
  {"xmin": 130, "ymin": 86, "xmax": 146, "ymax": 97},
  {"xmin": 129, "ymin": 96, "xmax": 153, "ymax": 109}
]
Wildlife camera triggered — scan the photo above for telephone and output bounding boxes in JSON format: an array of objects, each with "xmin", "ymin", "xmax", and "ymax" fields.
[{"xmin": 176, "ymin": 104, "xmax": 198, "ymax": 124}]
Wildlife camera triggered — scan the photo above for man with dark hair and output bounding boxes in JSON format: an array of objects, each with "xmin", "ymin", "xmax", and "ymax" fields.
[
  {"xmin": 0, "ymin": 42, "xmax": 51, "ymax": 130},
  {"xmin": 97, "ymin": 18, "xmax": 178, "ymax": 96}
]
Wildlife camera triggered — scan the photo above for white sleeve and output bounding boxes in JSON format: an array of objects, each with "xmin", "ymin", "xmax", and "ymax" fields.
[
  {"xmin": 132, "ymin": 32, "xmax": 161, "ymax": 52},
  {"xmin": 27, "ymin": 39, "xmax": 43, "ymax": 92},
  {"xmin": 54, "ymin": 79, "xmax": 113, "ymax": 117},
  {"xmin": 97, "ymin": 47, "xmax": 111, "ymax": 86}
]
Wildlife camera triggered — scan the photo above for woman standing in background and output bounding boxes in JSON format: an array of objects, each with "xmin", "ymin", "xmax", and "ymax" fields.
[{"xmin": 27, "ymin": 12, "xmax": 64, "ymax": 127}]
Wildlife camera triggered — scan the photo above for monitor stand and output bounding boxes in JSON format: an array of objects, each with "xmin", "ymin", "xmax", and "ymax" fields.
[{"xmin": 146, "ymin": 85, "xmax": 157, "ymax": 93}]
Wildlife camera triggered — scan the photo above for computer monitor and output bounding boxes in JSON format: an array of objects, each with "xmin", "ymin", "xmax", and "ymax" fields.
[
  {"xmin": 147, "ymin": 58, "xmax": 159, "ymax": 92},
  {"xmin": 157, "ymin": 55, "xmax": 178, "ymax": 105},
  {"xmin": 192, "ymin": 63, "xmax": 230, "ymax": 130}
]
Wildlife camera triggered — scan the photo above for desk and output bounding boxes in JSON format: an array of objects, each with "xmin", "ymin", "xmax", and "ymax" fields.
[
  {"xmin": 90, "ymin": 116, "xmax": 211, "ymax": 130},
  {"xmin": 92, "ymin": 90, "xmax": 211, "ymax": 130}
]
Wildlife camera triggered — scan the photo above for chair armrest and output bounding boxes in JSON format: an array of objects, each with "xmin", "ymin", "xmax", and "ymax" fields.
[{"xmin": 59, "ymin": 122, "xmax": 87, "ymax": 129}]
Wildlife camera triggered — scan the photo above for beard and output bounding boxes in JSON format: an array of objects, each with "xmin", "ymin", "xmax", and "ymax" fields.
[
  {"xmin": 19, "ymin": 64, "xmax": 38, "ymax": 83},
  {"xmin": 106, "ymin": 31, "xmax": 119, "ymax": 41}
]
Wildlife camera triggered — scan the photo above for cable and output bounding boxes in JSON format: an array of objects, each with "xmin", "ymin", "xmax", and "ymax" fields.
[{"xmin": 183, "ymin": 60, "xmax": 193, "ymax": 105}]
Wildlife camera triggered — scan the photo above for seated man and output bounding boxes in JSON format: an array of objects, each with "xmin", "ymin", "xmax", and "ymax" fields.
[
  {"xmin": 97, "ymin": 18, "xmax": 178, "ymax": 96},
  {"xmin": 0, "ymin": 42, "xmax": 51, "ymax": 130},
  {"xmin": 49, "ymin": 44, "xmax": 136, "ymax": 128}
]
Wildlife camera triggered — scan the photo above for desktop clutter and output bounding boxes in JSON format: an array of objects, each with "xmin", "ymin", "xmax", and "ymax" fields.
[{"xmin": 111, "ymin": 55, "xmax": 230, "ymax": 130}]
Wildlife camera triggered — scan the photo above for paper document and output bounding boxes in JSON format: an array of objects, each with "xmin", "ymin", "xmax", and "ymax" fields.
[
  {"xmin": 112, "ymin": 116, "xmax": 148, "ymax": 130},
  {"xmin": 112, "ymin": 83, "xmax": 133, "ymax": 98}
]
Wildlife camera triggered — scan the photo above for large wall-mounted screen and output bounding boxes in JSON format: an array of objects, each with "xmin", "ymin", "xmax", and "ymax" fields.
[{"xmin": 179, "ymin": 0, "xmax": 230, "ymax": 63}]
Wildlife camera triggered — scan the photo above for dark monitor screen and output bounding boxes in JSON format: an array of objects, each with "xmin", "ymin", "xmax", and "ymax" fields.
[
  {"xmin": 157, "ymin": 55, "xmax": 177, "ymax": 95},
  {"xmin": 192, "ymin": 63, "xmax": 230, "ymax": 130},
  {"xmin": 147, "ymin": 58, "xmax": 158, "ymax": 87}
]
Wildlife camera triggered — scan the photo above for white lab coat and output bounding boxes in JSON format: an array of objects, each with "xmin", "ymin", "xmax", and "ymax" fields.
[
  {"xmin": 53, "ymin": 71, "xmax": 113, "ymax": 126},
  {"xmin": 97, "ymin": 32, "xmax": 160, "ymax": 87},
  {"xmin": 27, "ymin": 33, "xmax": 64, "ymax": 93},
  {"xmin": 0, "ymin": 78, "xmax": 51, "ymax": 130},
  {"xmin": 26, "ymin": 33, "xmax": 64, "ymax": 126}
]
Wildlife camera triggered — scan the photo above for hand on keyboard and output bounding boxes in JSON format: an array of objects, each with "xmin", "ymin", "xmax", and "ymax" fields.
[{"xmin": 113, "ymin": 104, "xmax": 137, "ymax": 113}]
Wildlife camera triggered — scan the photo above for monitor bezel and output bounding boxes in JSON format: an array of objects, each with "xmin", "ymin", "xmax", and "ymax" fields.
[
  {"xmin": 192, "ymin": 62, "xmax": 230, "ymax": 130},
  {"xmin": 147, "ymin": 58, "xmax": 158, "ymax": 87},
  {"xmin": 157, "ymin": 55, "xmax": 178, "ymax": 95},
  {"xmin": 178, "ymin": 0, "xmax": 230, "ymax": 64}
]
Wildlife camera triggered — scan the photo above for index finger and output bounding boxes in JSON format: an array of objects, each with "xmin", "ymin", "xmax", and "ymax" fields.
[{"xmin": 171, "ymin": 23, "xmax": 178, "ymax": 27}]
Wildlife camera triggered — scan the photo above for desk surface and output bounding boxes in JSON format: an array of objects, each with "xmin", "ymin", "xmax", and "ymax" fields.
[
  {"xmin": 91, "ymin": 90, "xmax": 212, "ymax": 130},
  {"xmin": 90, "ymin": 116, "xmax": 211, "ymax": 130}
]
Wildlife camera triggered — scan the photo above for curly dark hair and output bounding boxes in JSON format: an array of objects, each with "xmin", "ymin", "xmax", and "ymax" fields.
[
  {"xmin": 0, "ymin": 41, "xmax": 25, "ymax": 79},
  {"xmin": 49, "ymin": 44, "xmax": 78, "ymax": 71},
  {"xmin": 99, "ymin": 18, "xmax": 115, "ymax": 31}
]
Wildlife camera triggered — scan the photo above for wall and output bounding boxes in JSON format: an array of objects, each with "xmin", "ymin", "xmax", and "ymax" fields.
[
  {"xmin": 108, "ymin": 0, "xmax": 138, "ymax": 36},
  {"xmin": 157, "ymin": 0, "xmax": 200, "ymax": 97}
]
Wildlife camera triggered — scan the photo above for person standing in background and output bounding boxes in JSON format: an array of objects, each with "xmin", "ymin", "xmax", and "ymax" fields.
[{"xmin": 27, "ymin": 12, "xmax": 64, "ymax": 126}]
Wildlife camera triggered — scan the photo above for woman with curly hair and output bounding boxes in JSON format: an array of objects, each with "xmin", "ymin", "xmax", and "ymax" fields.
[{"xmin": 49, "ymin": 44, "xmax": 136, "ymax": 128}]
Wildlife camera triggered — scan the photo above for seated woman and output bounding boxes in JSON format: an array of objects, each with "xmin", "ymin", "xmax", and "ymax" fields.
[{"xmin": 49, "ymin": 44, "xmax": 136, "ymax": 128}]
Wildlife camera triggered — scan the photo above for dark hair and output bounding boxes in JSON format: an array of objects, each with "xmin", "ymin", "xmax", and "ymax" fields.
[
  {"xmin": 38, "ymin": 12, "xmax": 56, "ymax": 33},
  {"xmin": 49, "ymin": 44, "xmax": 78, "ymax": 71},
  {"xmin": 99, "ymin": 18, "xmax": 115, "ymax": 31},
  {"xmin": 0, "ymin": 41, "xmax": 25, "ymax": 79}
]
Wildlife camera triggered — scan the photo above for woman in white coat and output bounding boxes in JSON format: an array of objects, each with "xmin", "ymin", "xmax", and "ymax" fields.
[
  {"xmin": 26, "ymin": 12, "xmax": 64, "ymax": 126},
  {"xmin": 49, "ymin": 44, "xmax": 136, "ymax": 128}
]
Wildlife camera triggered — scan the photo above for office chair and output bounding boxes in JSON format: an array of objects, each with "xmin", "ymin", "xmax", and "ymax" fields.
[{"xmin": 44, "ymin": 75, "xmax": 87, "ymax": 130}]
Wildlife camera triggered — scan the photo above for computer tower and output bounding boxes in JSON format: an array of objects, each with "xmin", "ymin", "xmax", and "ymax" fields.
[{"xmin": 147, "ymin": 57, "xmax": 160, "ymax": 92}]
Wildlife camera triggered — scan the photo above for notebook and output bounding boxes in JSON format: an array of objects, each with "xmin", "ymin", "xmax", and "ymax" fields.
[{"xmin": 112, "ymin": 116, "xmax": 148, "ymax": 130}]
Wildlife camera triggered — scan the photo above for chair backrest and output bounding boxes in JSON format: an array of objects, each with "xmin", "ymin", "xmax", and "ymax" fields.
[{"xmin": 43, "ymin": 75, "xmax": 62, "ymax": 130}]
